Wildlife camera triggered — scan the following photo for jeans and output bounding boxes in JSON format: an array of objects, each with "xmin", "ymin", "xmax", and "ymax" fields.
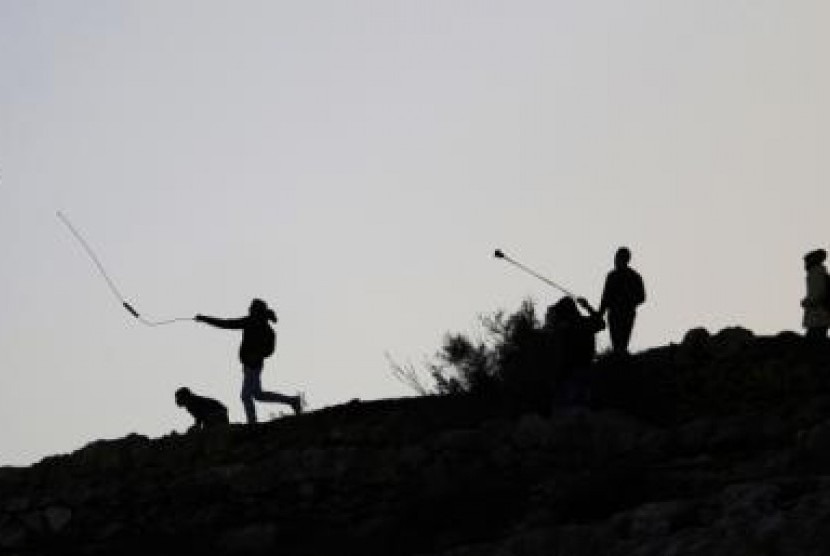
[
  {"xmin": 608, "ymin": 308, "xmax": 637, "ymax": 354},
  {"xmin": 241, "ymin": 364, "xmax": 294, "ymax": 424}
]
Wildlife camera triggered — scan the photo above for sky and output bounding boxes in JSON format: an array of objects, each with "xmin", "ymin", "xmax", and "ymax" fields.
[{"xmin": 1, "ymin": 0, "xmax": 828, "ymax": 466}]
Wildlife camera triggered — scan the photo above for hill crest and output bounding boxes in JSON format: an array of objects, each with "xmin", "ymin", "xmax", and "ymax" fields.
[{"xmin": 3, "ymin": 327, "xmax": 830, "ymax": 555}]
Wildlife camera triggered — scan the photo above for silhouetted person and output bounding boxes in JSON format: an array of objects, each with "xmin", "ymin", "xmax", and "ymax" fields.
[
  {"xmin": 195, "ymin": 299, "xmax": 304, "ymax": 424},
  {"xmin": 599, "ymin": 247, "xmax": 646, "ymax": 355},
  {"xmin": 801, "ymin": 249, "xmax": 830, "ymax": 341},
  {"xmin": 545, "ymin": 296, "xmax": 606, "ymax": 403},
  {"xmin": 175, "ymin": 387, "xmax": 230, "ymax": 430}
]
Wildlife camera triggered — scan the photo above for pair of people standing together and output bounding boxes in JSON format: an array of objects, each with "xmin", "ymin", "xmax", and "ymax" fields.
[{"xmin": 544, "ymin": 246, "xmax": 647, "ymax": 366}]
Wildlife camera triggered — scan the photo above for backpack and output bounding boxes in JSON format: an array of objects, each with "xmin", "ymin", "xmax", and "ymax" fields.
[
  {"xmin": 242, "ymin": 324, "xmax": 276, "ymax": 364},
  {"xmin": 260, "ymin": 326, "xmax": 276, "ymax": 359}
]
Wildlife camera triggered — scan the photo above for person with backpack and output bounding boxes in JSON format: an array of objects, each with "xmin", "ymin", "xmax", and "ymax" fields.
[
  {"xmin": 801, "ymin": 249, "xmax": 830, "ymax": 341},
  {"xmin": 196, "ymin": 298, "xmax": 304, "ymax": 424},
  {"xmin": 599, "ymin": 247, "xmax": 646, "ymax": 355}
]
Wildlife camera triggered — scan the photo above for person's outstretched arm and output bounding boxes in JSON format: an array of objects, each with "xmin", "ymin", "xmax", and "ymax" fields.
[
  {"xmin": 577, "ymin": 297, "xmax": 607, "ymax": 332},
  {"xmin": 577, "ymin": 297, "xmax": 598, "ymax": 315},
  {"xmin": 194, "ymin": 314, "xmax": 248, "ymax": 329}
]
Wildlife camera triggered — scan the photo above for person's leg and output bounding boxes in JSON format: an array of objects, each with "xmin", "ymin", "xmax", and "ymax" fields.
[
  {"xmin": 619, "ymin": 309, "xmax": 636, "ymax": 353},
  {"xmin": 255, "ymin": 387, "xmax": 304, "ymax": 415},
  {"xmin": 251, "ymin": 367, "xmax": 304, "ymax": 414},
  {"xmin": 610, "ymin": 309, "xmax": 636, "ymax": 354},
  {"xmin": 254, "ymin": 389, "xmax": 295, "ymax": 404},
  {"xmin": 240, "ymin": 366, "xmax": 261, "ymax": 424}
]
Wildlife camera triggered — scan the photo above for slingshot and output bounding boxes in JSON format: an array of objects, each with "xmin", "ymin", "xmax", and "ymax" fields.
[
  {"xmin": 57, "ymin": 211, "xmax": 192, "ymax": 327},
  {"xmin": 494, "ymin": 248, "xmax": 578, "ymax": 298}
]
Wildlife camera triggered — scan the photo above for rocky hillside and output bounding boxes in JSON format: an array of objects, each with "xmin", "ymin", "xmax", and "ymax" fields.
[{"xmin": 4, "ymin": 328, "xmax": 830, "ymax": 555}]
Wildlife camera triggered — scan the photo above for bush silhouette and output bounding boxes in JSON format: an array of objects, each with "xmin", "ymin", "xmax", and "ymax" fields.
[{"xmin": 429, "ymin": 300, "xmax": 566, "ymax": 412}]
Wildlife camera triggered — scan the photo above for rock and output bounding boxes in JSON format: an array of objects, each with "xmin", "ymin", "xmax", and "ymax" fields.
[
  {"xmin": 678, "ymin": 327, "xmax": 711, "ymax": 362},
  {"xmin": 399, "ymin": 445, "xmax": 428, "ymax": 470},
  {"xmin": 3, "ymin": 497, "xmax": 31, "ymax": 513},
  {"xmin": 709, "ymin": 327, "xmax": 755, "ymax": 358},
  {"xmin": 0, "ymin": 516, "xmax": 27, "ymax": 548},
  {"xmin": 218, "ymin": 523, "xmax": 277, "ymax": 554},
  {"xmin": 512, "ymin": 414, "xmax": 553, "ymax": 450},
  {"xmin": 798, "ymin": 420, "xmax": 830, "ymax": 464},
  {"xmin": 625, "ymin": 500, "xmax": 694, "ymax": 538},
  {"xmin": 674, "ymin": 418, "xmax": 714, "ymax": 455},
  {"xmin": 18, "ymin": 510, "xmax": 45, "ymax": 535},
  {"xmin": 44, "ymin": 506, "xmax": 72, "ymax": 532}
]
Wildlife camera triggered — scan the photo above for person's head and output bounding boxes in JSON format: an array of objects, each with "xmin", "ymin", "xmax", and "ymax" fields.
[
  {"xmin": 804, "ymin": 249, "xmax": 827, "ymax": 271},
  {"xmin": 249, "ymin": 298, "xmax": 278, "ymax": 322},
  {"xmin": 547, "ymin": 296, "xmax": 579, "ymax": 327},
  {"xmin": 614, "ymin": 247, "xmax": 632, "ymax": 269},
  {"xmin": 175, "ymin": 387, "xmax": 192, "ymax": 407}
]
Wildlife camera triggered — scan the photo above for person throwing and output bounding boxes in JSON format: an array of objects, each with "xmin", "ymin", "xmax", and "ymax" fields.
[
  {"xmin": 599, "ymin": 247, "xmax": 646, "ymax": 356},
  {"xmin": 196, "ymin": 298, "xmax": 304, "ymax": 424}
]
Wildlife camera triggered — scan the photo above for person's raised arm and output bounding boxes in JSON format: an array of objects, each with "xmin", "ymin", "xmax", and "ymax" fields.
[{"xmin": 577, "ymin": 297, "xmax": 601, "ymax": 317}]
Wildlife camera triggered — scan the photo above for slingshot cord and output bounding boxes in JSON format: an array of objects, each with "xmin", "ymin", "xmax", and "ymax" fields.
[{"xmin": 57, "ymin": 211, "xmax": 191, "ymax": 327}]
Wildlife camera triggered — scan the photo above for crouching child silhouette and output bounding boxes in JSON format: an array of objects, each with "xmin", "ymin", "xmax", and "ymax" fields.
[
  {"xmin": 195, "ymin": 298, "xmax": 305, "ymax": 424},
  {"xmin": 175, "ymin": 387, "xmax": 230, "ymax": 430}
]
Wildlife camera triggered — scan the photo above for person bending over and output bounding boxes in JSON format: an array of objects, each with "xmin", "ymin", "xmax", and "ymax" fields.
[{"xmin": 175, "ymin": 387, "xmax": 229, "ymax": 430}]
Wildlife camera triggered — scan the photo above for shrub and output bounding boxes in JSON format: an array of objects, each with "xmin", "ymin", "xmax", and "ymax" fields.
[{"xmin": 430, "ymin": 299, "xmax": 545, "ymax": 398}]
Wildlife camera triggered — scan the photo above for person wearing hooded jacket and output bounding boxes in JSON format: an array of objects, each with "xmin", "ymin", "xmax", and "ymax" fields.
[
  {"xmin": 196, "ymin": 298, "xmax": 304, "ymax": 424},
  {"xmin": 801, "ymin": 249, "xmax": 830, "ymax": 341}
]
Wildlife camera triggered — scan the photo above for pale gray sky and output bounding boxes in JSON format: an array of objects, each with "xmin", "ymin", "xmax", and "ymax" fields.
[{"xmin": 1, "ymin": 0, "xmax": 827, "ymax": 466}]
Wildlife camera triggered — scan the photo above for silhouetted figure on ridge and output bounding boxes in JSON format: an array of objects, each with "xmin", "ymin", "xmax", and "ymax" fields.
[
  {"xmin": 801, "ymin": 249, "xmax": 830, "ymax": 341},
  {"xmin": 545, "ymin": 296, "xmax": 605, "ymax": 404},
  {"xmin": 195, "ymin": 298, "xmax": 304, "ymax": 424},
  {"xmin": 599, "ymin": 247, "xmax": 646, "ymax": 355},
  {"xmin": 175, "ymin": 387, "xmax": 229, "ymax": 430}
]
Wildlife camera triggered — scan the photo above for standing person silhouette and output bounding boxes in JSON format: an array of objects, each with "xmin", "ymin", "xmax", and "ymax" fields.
[
  {"xmin": 196, "ymin": 299, "xmax": 304, "ymax": 424},
  {"xmin": 801, "ymin": 249, "xmax": 830, "ymax": 341},
  {"xmin": 599, "ymin": 247, "xmax": 646, "ymax": 356}
]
